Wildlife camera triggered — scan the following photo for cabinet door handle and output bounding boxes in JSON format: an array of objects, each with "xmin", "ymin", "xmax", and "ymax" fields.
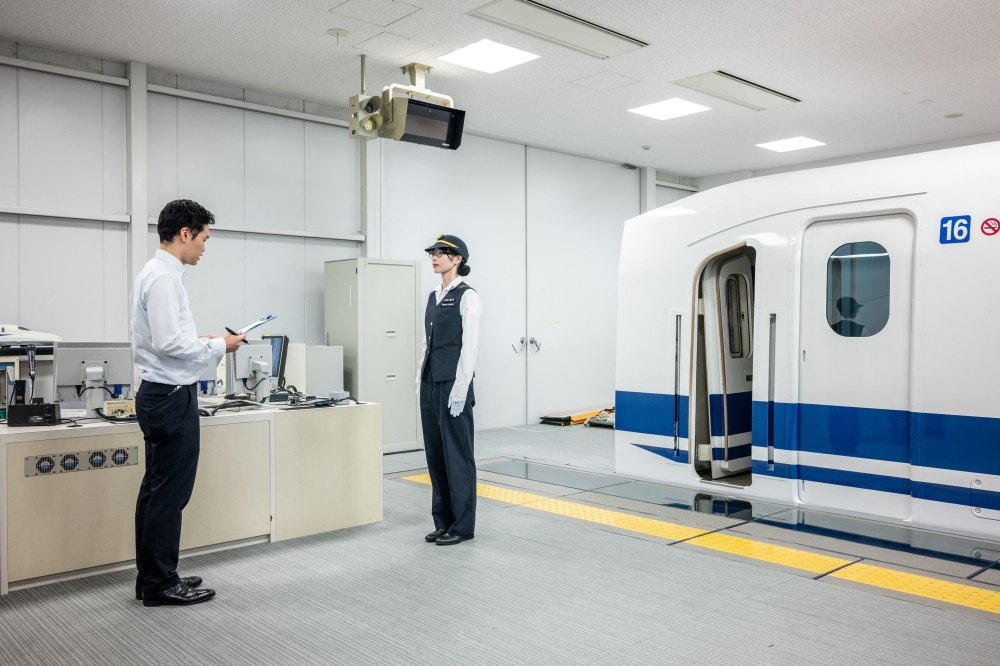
[
  {"xmin": 512, "ymin": 337, "xmax": 526, "ymax": 354},
  {"xmin": 529, "ymin": 337, "xmax": 541, "ymax": 352}
]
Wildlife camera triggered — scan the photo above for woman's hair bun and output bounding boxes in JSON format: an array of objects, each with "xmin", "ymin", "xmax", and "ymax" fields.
[{"xmin": 458, "ymin": 263, "xmax": 471, "ymax": 276}]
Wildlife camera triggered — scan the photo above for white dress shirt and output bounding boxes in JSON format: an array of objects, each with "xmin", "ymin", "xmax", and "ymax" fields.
[
  {"xmin": 131, "ymin": 249, "xmax": 225, "ymax": 385},
  {"xmin": 417, "ymin": 276, "xmax": 482, "ymax": 406}
]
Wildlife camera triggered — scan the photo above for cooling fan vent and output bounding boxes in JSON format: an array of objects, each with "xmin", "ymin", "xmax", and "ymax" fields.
[{"xmin": 25, "ymin": 446, "xmax": 138, "ymax": 477}]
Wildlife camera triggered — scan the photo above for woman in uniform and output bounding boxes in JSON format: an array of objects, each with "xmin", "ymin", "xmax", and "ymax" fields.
[{"xmin": 416, "ymin": 235, "xmax": 481, "ymax": 546}]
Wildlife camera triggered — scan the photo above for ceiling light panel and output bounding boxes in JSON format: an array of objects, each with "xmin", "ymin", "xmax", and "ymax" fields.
[
  {"xmin": 438, "ymin": 39, "xmax": 539, "ymax": 73},
  {"xmin": 628, "ymin": 98, "xmax": 710, "ymax": 121},
  {"xmin": 756, "ymin": 136, "xmax": 825, "ymax": 152},
  {"xmin": 674, "ymin": 71, "xmax": 799, "ymax": 111},
  {"xmin": 469, "ymin": 0, "xmax": 646, "ymax": 59}
]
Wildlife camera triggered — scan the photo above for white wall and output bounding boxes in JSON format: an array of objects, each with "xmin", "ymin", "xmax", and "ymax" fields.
[
  {"xmin": 381, "ymin": 137, "xmax": 639, "ymax": 430},
  {"xmin": 380, "ymin": 135, "xmax": 527, "ymax": 431},
  {"xmin": 0, "ymin": 66, "xmax": 129, "ymax": 340},
  {"xmin": 656, "ymin": 185, "xmax": 691, "ymax": 207},
  {"xmin": 525, "ymin": 147, "xmax": 639, "ymax": 422},
  {"xmin": 146, "ymin": 93, "xmax": 359, "ymax": 344}
]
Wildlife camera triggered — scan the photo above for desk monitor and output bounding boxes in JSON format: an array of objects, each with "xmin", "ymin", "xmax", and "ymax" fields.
[
  {"xmin": 262, "ymin": 334, "xmax": 289, "ymax": 387},
  {"xmin": 54, "ymin": 342, "xmax": 133, "ymax": 400}
]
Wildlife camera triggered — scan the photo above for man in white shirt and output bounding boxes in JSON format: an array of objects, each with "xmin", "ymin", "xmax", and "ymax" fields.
[
  {"xmin": 416, "ymin": 235, "xmax": 481, "ymax": 546},
  {"xmin": 131, "ymin": 199, "xmax": 244, "ymax": 607}
]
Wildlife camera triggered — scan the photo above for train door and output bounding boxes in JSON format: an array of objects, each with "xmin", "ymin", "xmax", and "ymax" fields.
[
  {"xmin": 798, "ymin": 215, "xmax": 914, "ymax": 519},
  {"xmin": 696, "ymin": 249, "xmax": 755, "ymax": 482}
]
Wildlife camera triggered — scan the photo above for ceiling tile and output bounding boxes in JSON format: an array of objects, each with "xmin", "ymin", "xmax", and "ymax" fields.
[
  {"xmin": 570, "ymin": 71, "xmax": 639, "ymax": 92},
  {"xmin": 353, "ymin": 32, "xmax": 431, "ymax": 59},
  {"xmin": 330, "ymin": 0, "xmax": 420, "ymax": 28}
]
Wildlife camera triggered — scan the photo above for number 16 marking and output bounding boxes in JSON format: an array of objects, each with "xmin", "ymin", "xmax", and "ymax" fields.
[{"xmin": 940, "ymin": 216, "xmax": 971, "ymax": 244}]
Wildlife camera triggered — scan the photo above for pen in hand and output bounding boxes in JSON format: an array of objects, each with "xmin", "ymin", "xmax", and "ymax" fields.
[{"xmin": 225, "ymin": 327, "xmax": 248, "ymax": 344}]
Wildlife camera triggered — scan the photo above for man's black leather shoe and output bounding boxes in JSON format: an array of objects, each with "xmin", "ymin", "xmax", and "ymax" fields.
[
  {"xmin": 425, "ymin": 528, "xmax": 447, "ymax": 542},
  {"xmin": 136, "ymin": 576, "xmax": 203, "ymax": 601},
  {"xmin": 436, "ymin": 533, "xmax": 473, "ymax": 546},
  {"xmin": 142, "ymin": 582, "xmax": 215, "ymax": 607}
]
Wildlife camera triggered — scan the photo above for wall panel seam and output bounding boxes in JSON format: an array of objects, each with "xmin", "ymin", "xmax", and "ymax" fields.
[
  {"xmin": 0, "ymin": 55, "xmax": 129, "ymax": 88},
  {"xmin": 148, "ymin": 85, "xmax": 347, "ymax": 128}
]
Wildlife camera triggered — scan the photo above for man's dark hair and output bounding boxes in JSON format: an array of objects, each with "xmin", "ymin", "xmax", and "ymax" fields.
[{"xmin": 157, "ymin": 199, "xmax": 215, "ymax": 243}]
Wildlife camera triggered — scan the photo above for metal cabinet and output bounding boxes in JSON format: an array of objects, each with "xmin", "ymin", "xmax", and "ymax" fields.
[{"xmin": 324, "ymin": 258, "xmax": 423, "ymax": 453}]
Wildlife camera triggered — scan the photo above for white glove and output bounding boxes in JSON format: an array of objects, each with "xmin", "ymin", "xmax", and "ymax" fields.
[{"xmin": 448, "ymin": 394, "xmax": 466, "ymax": 417}]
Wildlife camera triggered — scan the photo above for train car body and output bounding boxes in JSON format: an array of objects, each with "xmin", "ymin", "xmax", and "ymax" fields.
[{"xmin": 614, "ymin": 141, "xmax": 1000, "ymax": 541}]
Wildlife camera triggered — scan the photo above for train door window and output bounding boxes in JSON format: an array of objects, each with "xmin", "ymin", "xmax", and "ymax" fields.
[
  {"xmin": 725, "ymin": 274, "xmax": 751, "ymax": 357},
  {"xmin": 827, "ymin": 242, "xmax": 890, "ymax": 337}
]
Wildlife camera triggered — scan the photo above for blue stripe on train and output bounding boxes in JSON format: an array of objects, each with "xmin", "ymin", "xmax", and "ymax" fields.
[
  {"xmin": 619, "ymin": 391, "xmax": 1000, "ymax": 506},
  {"xmin": 615, "ymin": 391, "xmax": 689, "ymax": 439},
  {"xmin": 712, "ymin": 443, "xmax": 751, "ymax": 461},
  {"xmin": 709, "ymin": 391, "xmax": 752, "ymax": 437},
  {"xmin": 751, "ymin": 456, "xmax": 1000, "ymax": 511},
  {"xmin": 749, "ymin": 401, "xmax": 1000, "ymax": 476},
  {"xmin": 632, "ymin": 443, "xmax": 689, "ymax": 464}
]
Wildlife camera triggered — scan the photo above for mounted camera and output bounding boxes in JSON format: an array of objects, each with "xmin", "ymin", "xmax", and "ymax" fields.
[{"xmin": 349, "ymin": 58, "xmax": 466, "ymax": 151}]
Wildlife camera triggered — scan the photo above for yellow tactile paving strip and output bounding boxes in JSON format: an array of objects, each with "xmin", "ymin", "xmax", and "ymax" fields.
[
  {"xmin": 523, "ymin": 497, "xmax": 707, "ymax": 542},
  {"xmin": 400, "ymin": 474, "xmax": 1000, "ymax": 615},
  {"xmin": 685, "ymin": 532, "xmax": 851, "ymax": 574},
  {"xmin": 831, "ymin": 563, "xmax": 1000, "ymax": 615}
]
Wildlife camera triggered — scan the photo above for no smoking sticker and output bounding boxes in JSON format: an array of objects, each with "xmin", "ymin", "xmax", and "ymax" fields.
[{"xmin": 983, "ymin": 218, "xmax": 1000, "ymax": 236}]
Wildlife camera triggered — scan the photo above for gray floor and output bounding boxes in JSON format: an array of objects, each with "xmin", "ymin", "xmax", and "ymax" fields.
[
  {"xmin": 383, "ymin": 423, "xmax": 615, "ymax": 475},
  {"xmin": 3, "ymin": 425, "xmax": 999, "ymax": 665}
]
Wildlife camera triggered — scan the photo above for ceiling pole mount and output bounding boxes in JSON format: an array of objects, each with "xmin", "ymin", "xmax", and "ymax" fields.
[{"xmin": 401, "ymin": 63, "xmax": 432, "ymax": 89}]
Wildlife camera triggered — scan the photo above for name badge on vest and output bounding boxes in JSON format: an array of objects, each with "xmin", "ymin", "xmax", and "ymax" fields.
[{"xmin": 441, "ymin": 297, "xmax": 456, "ymax": 307}]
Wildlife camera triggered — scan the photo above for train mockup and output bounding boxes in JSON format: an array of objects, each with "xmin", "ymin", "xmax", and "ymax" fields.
[{"xmin": 615, "ymin": 141, "xmax": 1000, "ymax": 543}]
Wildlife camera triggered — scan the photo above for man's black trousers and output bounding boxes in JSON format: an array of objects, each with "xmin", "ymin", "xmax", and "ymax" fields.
[
  {"xmin": 420, "ymin": 379, "xmax": 476, "ymax": 537},
  {"xmin": 134, "ymin": 382, "xmax": 200, "ymax": 594}
]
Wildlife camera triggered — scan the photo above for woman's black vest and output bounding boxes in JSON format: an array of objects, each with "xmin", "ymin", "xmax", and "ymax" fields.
[{"xmin": 422, "ymin": 282, "xmax": 475, "ymax": 382}]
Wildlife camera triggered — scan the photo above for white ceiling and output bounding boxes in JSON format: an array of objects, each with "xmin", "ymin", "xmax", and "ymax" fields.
[{"xmin": 2, "ymin": 0, "xmax": 999, "ymax": 178}]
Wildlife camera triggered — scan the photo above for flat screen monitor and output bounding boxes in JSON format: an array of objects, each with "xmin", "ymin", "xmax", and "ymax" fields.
[
  {"xmin": 262, "ymin": 334, "xmax": 289, "ymax": 387},
  {"xmin": 401, "ymin": 99, "xmax": 465, "ymax": 150},
  {"xmin": 53, "ymin": 342, "xmax": 133, "ymax": 401}
]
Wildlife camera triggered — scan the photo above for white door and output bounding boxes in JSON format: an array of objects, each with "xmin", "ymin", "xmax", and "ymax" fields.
[
  {"xmin": 525, "ymin": 148, "xmax": 639, "ymax": 423},
  {"xmin": 701, "ymin": 254, "xmax": 755, "ymax": 479},
  {"xmin": 798, "ymin": 215, "xmax": 914, "ymax": 519}
]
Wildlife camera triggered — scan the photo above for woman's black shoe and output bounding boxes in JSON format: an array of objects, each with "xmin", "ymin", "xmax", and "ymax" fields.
[{"xmin": 425, "ymin": 528, "xmax": 447, "ymax": 542}]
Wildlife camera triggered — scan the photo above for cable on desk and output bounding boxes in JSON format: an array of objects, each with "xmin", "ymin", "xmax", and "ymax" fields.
[
  {"xmin": 94, "ymin": 408, "xmax": 138, "ymax": 423},
  {"xmin": 208, "ymin": 400, "xmax": 261, "ymax": 416}
]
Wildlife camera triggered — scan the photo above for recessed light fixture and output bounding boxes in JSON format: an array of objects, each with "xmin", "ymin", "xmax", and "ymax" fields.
[
  {"xmin": 468, "ymin": 0, "xmax": 646, "ymax": 60},
  {"xmin": 673, "ymin": 71, "xmax": 799, "ymax": 111},
  {"xmin": 649, "ymin": 207, "xmax": 696, "ymax": 217},
  {"xmin": 438, "ymin": 39, "xmax": 539, "ymax": 73},
  {"xmin": 756, "ymin": 136, "xmax": 825, "ymax": 153},
  {"xmin": 628, "ymin": 98, "xmax": 710, "ymax": 121}
]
